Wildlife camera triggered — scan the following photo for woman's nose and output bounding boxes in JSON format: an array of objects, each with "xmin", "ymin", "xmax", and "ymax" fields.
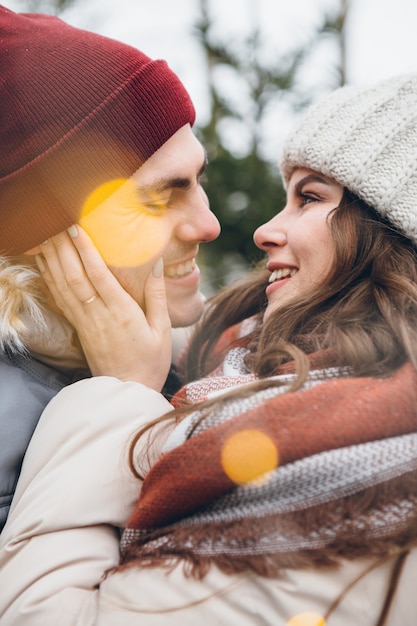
[{"xmin": 253, "ymin": 213, "xmax": 288, "ymax": 251}]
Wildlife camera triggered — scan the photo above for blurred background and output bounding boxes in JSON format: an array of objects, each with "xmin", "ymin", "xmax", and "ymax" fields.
[{"xmin": 5, "ymin": 0, "xmax": 417, "ymax": 291}]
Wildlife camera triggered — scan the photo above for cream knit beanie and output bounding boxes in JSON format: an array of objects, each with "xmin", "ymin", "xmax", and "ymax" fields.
[{"xmin": 280, "ymin": 74, "xmax": 417, "ymax": 243}]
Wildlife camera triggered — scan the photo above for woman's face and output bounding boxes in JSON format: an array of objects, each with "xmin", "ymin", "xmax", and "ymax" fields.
[{"xmin": 253, "ymin": 167, "xmax": 343, "ymax": 320}]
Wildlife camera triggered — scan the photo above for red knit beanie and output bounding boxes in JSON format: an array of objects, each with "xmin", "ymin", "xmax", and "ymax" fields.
[{"xmin": 0, "ymin": 6, "xmax": 195, "ymax": 255}]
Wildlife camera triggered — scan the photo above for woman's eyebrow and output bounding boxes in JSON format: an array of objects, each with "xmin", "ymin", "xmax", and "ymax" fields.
[{"xmin": 294, "ymin": 173, "xmax": 332, "ymax": 194}]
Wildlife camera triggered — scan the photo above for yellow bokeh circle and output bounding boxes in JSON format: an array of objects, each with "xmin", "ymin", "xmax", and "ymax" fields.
[
  {"xmin": 81, "ymin": 179, "xmax": 127, "ymax": 217},
  {"xmin": 80, "ymin": 178, "xmax": 171, "ymax": 267},
  {"xmin": 286, "ymin": 612, "xmax": 326, "ymax": 626},
  {"xmin": 221, "ymin": 429, "xmax": 278, "ymax": 485}
]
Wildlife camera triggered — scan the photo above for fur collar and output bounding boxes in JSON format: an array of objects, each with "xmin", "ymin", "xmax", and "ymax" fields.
[
  {"xmin": 0, "ymin": 257, "xmax": 88, "ymax": 371},
  {"xmin": 0, "ymin": 256, "xmax": 48, "ymax": 353}
]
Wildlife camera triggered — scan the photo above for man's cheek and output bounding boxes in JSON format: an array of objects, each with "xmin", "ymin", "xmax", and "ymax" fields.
[{"xmin": 80, "ymin": 179, "xmax": 172, "ymax": 267}]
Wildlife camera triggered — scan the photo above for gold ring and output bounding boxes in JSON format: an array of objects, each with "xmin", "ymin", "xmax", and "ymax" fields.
[{"xmin": 82, "ymin": 294, "xmax": 99, "ymax": 305}]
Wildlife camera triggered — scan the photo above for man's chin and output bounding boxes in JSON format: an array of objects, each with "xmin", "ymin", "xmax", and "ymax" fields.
[{"xmin": 168, "ymin": 293, "xmax": 206, "ymax": 328}]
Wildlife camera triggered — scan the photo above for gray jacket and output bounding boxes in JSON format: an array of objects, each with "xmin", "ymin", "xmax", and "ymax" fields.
[
  {"xmin": 0, "ymin": 351, "xmax": 76, "ymax": 531},
  {"xmin": 0, "ymin": 258, "xmax": 92, "ymax": 533}
]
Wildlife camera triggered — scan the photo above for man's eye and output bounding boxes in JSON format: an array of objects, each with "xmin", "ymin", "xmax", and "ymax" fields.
[
  {"xmin": 136, "ymin": 190, "xmax": 169, "ymax": 214},
  {"xmin": 142, "ymin": 200, "xmax": 167, "ymax": 214}
]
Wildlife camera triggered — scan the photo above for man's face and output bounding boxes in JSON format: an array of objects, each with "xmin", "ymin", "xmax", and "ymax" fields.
[{"xmin": 79, "ymin": 124, "xmax": 220, "ymax": 327}]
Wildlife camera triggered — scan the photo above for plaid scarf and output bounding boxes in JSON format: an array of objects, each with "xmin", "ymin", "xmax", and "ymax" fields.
[{"xmin": 121, "ymin": 348, "xmax": 417, "ymax": 576}]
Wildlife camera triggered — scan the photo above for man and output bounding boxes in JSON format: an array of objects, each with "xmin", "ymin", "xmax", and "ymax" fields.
[{"xmin": 0, "ymin": 6, "xmax": 219, "ymax": 531}]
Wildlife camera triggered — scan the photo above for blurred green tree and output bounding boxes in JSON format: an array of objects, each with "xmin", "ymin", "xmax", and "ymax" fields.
[{"xmin": 194, "ymin": 0, "xmax": 349, "ymax": 290}]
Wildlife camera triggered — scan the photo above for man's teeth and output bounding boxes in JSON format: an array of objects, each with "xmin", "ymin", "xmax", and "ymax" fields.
[
  {"xmin": 165, "ymin": 259, "xmax": 195, "ymax": 278},
  {"xmin": 269, "ymin": 268, "xmax": 297, "ymax": 283}
]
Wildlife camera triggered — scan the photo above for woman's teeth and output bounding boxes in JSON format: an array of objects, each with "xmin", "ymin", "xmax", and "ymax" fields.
[{"xmin": 269, "ymin": 268, "xmax": 297, "ymax": 283}]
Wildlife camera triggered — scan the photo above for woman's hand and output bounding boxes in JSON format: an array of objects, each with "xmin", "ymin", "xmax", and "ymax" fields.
[{"xmin": 35, "ymin": 225, "xmax": 171, "ymax": 391}]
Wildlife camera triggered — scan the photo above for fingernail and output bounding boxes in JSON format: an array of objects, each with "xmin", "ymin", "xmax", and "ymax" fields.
[
  {"xmin": 152, "ymin": 258, "xmax": 164, "ymax": 278},
  {"xmin": 67, "ymin": 225, "xmax": 78, "ymax": 238},
  {"xmin": 35, "ymin": 254, "xmax": 46, "ymax": 273}
]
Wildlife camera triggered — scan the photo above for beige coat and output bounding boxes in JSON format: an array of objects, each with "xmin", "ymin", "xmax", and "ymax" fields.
[{"xmin": 1, "ymin": 373, "xmax": 416, "ymax": 626}]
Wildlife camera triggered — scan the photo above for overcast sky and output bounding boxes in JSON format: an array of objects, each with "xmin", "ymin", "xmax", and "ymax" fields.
[{"xmin": 5, "ymin": 0, "xmax": 417, "ymax": 161}]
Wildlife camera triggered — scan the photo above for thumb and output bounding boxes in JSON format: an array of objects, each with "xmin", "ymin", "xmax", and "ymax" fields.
[{"xmin": 143, "ymin": 258, "xmax": 171, "ymax": 333}]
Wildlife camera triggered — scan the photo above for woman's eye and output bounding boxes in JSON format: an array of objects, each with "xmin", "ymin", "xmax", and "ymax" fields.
[{"xmin": 299, "ymin": 192, "xmax": 319, "ymax": 207}]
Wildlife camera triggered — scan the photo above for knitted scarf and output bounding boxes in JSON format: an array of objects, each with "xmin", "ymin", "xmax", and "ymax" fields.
[{"xmin": 121, "ymin": 347, "xmax": 417, "ymax": 577}]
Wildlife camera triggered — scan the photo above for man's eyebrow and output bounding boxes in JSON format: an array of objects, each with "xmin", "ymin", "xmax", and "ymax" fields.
[{"xmin": 141, "ymin": 155, "xmax": 208, "ymax": 194}]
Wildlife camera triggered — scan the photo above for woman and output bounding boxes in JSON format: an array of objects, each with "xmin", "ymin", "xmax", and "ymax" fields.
[{"xmin": 1, "ymin": 75, "xmax": 417, "ymax": 625}]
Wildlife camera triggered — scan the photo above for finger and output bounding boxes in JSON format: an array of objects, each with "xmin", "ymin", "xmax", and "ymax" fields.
[
  {"xmin": 143, "ymin": 258, "xmax": 171, "ymax": 333},
  {"xmin": 66, "ymin": 225, "xmax": 134, "ymax": 308},
  {"xmin": 39, "ymin": 233, "xmax": 96, "ymax": 307},
  {"xmin": 35, "ymin": 253, "xmax": 66, "ymax": 310}
]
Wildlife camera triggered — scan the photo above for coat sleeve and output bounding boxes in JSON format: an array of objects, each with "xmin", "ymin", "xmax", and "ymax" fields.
[{"xmin": 0, "ymin": 376, "xmax": 173, "ymax": 626}]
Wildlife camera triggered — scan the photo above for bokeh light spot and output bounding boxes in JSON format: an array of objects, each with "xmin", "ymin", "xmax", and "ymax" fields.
[
  {"xmin": 221, "ymin": 429, "xmax": 278, "ymax": 485},
  {"xmin": 286, "ymin": 612, "xmax": 326, "ymax": 626},
  {"xmin": 80, "ymin": 178, "xmax": 171, "ymax": 267},
  {"xmin": 81, "ymin": 179, "xmax": 126, "ymax": 217}
]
